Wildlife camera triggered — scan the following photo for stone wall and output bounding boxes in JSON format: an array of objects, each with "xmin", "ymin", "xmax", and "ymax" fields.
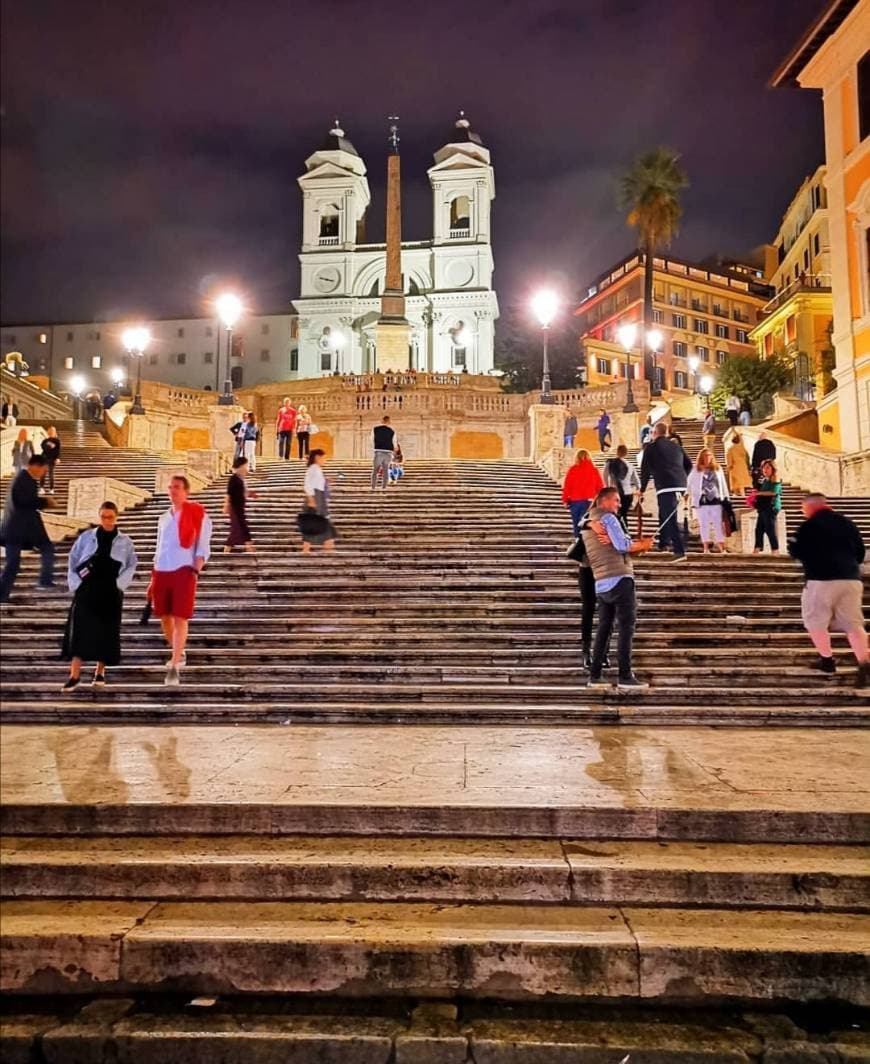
[
  {"xmin": 67, "ymin": 477, "xmax": 151, "ymax": 520},
  {"xmin": 0, "ymin": 368, "xmax": 72, "ymax": 424},
  {"xmin": 726, "ymin": 426, "xmax": 870, "ymax": 497}
]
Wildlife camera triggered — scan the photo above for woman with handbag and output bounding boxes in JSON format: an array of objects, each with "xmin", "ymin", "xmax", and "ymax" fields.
[
  {"xmin": 296, "ymin": 406, "xmax": 312, "ymax": 460},
  {"xmin": 752, "ymin": 459, "xmax": 782, "ymax": 555},
  {"xmin": 300, "ymin": 449, "xmax": 335, "ymax": 554},
  {"xmin": 61, "ymin": 501, "xmax": 138, "ymax": 690},
  {"xmin": 686, "ymin": 448, "xmax": 729, "ymax": 554}
]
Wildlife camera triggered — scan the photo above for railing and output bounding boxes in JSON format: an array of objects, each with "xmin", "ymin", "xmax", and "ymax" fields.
[
  {"xmin": 668, "ymin": 296, "xmax": 687, "ymax": 307},
  {"xmin": 759, "ymin": 273, "xmax": 832, "ymax": 317},
  {"xmin": 318, "ymin": 236, "xmax": 339, "ymax": 247},
  {"xmin": 448, "ymin": 227, "xmax": 470, "ymax": 239},
  {"xmin": 691, "ymin": 301, "xmax": 707, "ymax": 312},
  {"xmin": 140, "ymin": 381, "xmax": 215, "ymax": 411}
]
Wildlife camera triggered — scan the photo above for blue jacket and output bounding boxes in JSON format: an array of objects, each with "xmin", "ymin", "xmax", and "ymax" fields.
[{"xmin": 67, "ymin": 528, "xmax": 138, "ymax": 592}]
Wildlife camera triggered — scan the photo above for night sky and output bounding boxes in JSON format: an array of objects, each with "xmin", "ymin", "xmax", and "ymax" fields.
[{"xmin": 1, "ymin": 0, "xmax": 825, "ymax": 326}]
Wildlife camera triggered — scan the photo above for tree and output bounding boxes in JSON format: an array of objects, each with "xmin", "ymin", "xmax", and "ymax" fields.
[
  {"xmin": 708, "ymin": 353, "xmax": 792, "ymax": 416},
  {"xmin": 618, "ymin": 148, "xmax": 688, "ymax": 390},
  {"xmin": 495, "ymin": 302, "xmax": 584, "ymax": 394}
]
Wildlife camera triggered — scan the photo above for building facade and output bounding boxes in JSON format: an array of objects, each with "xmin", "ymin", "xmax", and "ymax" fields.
[
  {"xmin": 575, "ymin": 252, "xmax": 770, "ymax": 393},
  {"xmin": 0, "ymin": 314, "xmax": 298, "ymax": 398},
  {"xmin": 750, "ymin": 167, "xmax": 834, "ymax": 401},
  {"xmin": 774, "ymin": 0, "xmax": 870, "ymax": 452},
  {"xmin": 292, "ymin": 117, "xmax": 499, "ymax": 377}
]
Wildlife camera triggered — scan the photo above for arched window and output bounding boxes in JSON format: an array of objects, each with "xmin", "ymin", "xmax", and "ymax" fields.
[
  {"xmin": 368, "ymin": 278, "xmax": 380, "ymax": 297},
  {"xmin": 450, "ymin": 195, "xmax": 470, "ymax": 231},
  {"xmin": 407, "ymin": 278, "xmax": 420, "ymax": 296},
  {"xmin": 319, "ymin": 205, "xmax": 340, "ymax": 239}
]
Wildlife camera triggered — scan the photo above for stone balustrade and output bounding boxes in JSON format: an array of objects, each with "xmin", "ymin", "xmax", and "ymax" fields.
[
  {"xmin": 725, "ymin": 426, "xmax": 870, "ymax": 496},
  {"xmin": 154, "ymin": 465, "xmax": 209, "ymax": 495},
  {"xmin": 66, "ymin": 477, "xmax": 151, "ymax": 520}
]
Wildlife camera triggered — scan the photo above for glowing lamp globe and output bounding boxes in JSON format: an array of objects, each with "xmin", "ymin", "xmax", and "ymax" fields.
[
  {"xmin": 617, "ymin": 322, "xmax": 638, "ymax": 350},
  {"xmin": 216, "ymin": 293, "xmax": 243, "ymax": 328},
  {"xmin": 531, "ymin": 290, "xmax": 559, "ymax": 328}
]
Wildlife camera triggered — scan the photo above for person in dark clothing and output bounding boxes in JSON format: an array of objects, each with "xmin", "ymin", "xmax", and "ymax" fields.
[
  {"xmin": 224, "ymin": 456, "xmax": 256, "ymax": 553},
  {"xmin": 596, "ymin": 409, "xmax": 611, "ymax": 451},
  {"xmin": 639, "ymin": 423, "xmax": 692, "ymax": 561},
  {"xmin": 40, "ymin": 426, "xmax": 61, "ymax": 494},
  {"xmin": 0, "ymin": 454, "xmax": 55, "ymax": 602},
  {"xmin": 62, "ymin": 501, "xmax": 138, "ymax": 690},
  {"xmin": 372, "ymin": 415, "xmax": 397, "ymax": 491},
  {"xmin": 750, "ymin": 432, "xmax": 776, "ymax": 480},
  {"xmin": 580, "ymin": 487, "xmax": 654, "ymax": 689},
  {"xmin": 2, "ymin": 398, "xmax": 19, "ymax": 426},
  {"xmin": 564, "ymin": 414, "xmax": 578, "ymax": 448},
  {"xmin": 788, "ymin": 493, "xmax": 868, "ymax": 687}
]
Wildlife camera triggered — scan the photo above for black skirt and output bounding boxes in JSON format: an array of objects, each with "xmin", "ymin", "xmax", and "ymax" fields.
[{"xmin": 62, "ymin": 580, "xmax": 123, "ymax": 665}]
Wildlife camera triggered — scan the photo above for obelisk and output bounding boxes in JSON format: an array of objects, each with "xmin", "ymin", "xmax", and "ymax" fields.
[{"xmin": 375, "ymin": 115, "xmax": 411, "ymax": 372}]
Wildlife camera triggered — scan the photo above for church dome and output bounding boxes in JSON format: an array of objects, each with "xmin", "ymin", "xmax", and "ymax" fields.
[
  {"xmin": 444, "ymin": 111, "xmax": 484, "ymax": 148},
  {"xmin": 321, "ymin": 120, "xmax": 359, "ymax": 157}
]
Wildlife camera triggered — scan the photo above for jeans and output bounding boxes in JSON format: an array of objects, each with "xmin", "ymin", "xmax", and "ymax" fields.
[
  {"xmin": 598, "ymin": 431, "xmax": 609, "ymax": 450},
  {"xmin": 569, "ymin": 500, "xmax": 590, "ymax": 537},
  {"xmin": 591, "ymin": 577, "xmax": 636, "ymax": 680},
  {"xmin": 578, "ymin": 564, "xmax": 597, "ymax": 648},
  {"xmin": 564, "ymin": 434, "xmax": 575, "ymax": 447},
  {"xmin": 372, "ymin": 450, "xmax": 392, "ymax": 489},
  {"xmin": 656, "ymin": 491, "xmax": 685, "ymax": 557},
  {"xmin": 278, "ymin": 430, "xmax": 293, "ymax": 460},
  {"xmin": 618, "ymin": 491, "xmax": 632, "ymax": 523},
  {"xmin": 42, "ymin": 463, "xmax": 56, "ymax": 492},
  {"xmin": 297, "ymin": 432, "xmax": 310, "ymax": 459},
  {"xmin": 0, "ymin": 540, "xmax": 55, "ymax": 600},
  {"xmin": 755, "ymin": 508, "xmax": 779, "ymax": 551}
]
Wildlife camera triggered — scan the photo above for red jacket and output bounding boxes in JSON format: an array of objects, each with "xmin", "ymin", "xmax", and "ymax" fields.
[{"xmin": 562, "ymin": 460, "xmax": 604, "ymax": 504}]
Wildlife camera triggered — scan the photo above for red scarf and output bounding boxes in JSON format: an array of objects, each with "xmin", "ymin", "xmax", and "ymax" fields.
[{"xmin": 177, "ymin": 501, "xmax": 205, "ymax": 549}]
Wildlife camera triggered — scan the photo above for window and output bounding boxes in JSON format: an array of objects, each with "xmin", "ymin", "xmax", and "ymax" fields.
[
  {"xmin": 669, "ymin": 292, "xmax": 684, "ymax": 306},
  {"xmin": 736, "ymin": 329, "xmax": 747, "ymax": 344},
  {"xmin": 261, "ymin": 323, "xmax": 270, "ymax": 335},
  {"xmin": 88, "ymin": 330, "xmax": 100, "ymax": 341},
  {"xmin": 319, "ymin": 205, "xmax": 340, "ymax": 239},
  {"xmin": 290, "ymin": 349, "xmax": 299, "ymax": 372},
  {"xmin": 673, "ymin": 340, "xmax": 686, "ymax": 358},
  {"xmin": 177, "ymin": 327, "xmax": 185, "ymax": 338},
  {"xmin": 91, "ymin": 355, "xmax": 101, "ymax": 369},
  {"xmin": 803, "ymin": 249, "xmax": 810, "ymax": 270},
  {"xmin": 64, "ymin": 356, "xmax": 74, "ymax": 370},
  {"xmin": 453, "ymin": 347, "xmax": 467, "ymax": 368},
  {"xmin": 814, "ymin": 233, "xmax": 821, "ymax": 256},
  {"xmin": 66, "ymin": 331, "xmax": 74, "ymax": 342},
  {"xmin": 596, "ymin": 357, "xmax": 610, "ymax": 375},
  {"xmin": 672, "ymin": 313, "xmax": 686, "ymax": 329},
  {"xmin": 260, "ymin": 349, "xmax": 270, "ymax": 362},
  {"xmin": 149, "ymin": 353, "xmax": 158, "ymax": 365},
  {"xmin": 450, "ymin": 194, "xmax": 471, "ymax": 231},
  {"xmin": 652, "ymin": 309, "xmax": 663, "ymax": 324},
  {"xmin": 716, "ymin": 349, "xmax": 727, "ymax": 365},
  {"xmin": 205, "ymin": 326, "xmax": 213, "ymax": 338},
  {"xmin": 203, "ymin": 351, "xmax": 213, "ymax": 364},
  {"xmin": 712, "ymin": 303, "xmax": 724, "ymax": 317},
  {"xmin": 715, "ymin": 323, "xmax": 729, "ymax": 339},
  {"xmin": 696, "ymin": 345, "xmax": 709, "ymax": 362},
  {"xmin": 693, "ymin": 318, "xmax": 709, "ymax": 334},
  {"xmin": 38, "ymin": 333, "xmax": 48, "ymax": 344},
  {"xmin": 320, "ymin": 349, "xmax": 332, "ymax": 372},
  {"xmin": 858, "ymin": 50, "xmax": 870, "ymax": 142},
  {"xmin": 674, "ymin": 371, "xmax": 687, "ymax": 389},
  {"xmin": 177, "ymin": 352, "xmax": 186, "ymax": 365}
]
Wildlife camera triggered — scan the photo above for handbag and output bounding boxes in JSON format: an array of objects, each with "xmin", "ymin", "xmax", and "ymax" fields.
[
  {"xmin": 721, "ymin": 498, "xmax": 738, "ymax": 537},
  {"xmin": 565, "ymin": 537, "xmax": 586, "ymax": 562},
  {"xmin": 308, "ymin": 422, "xmax": 320, "ymax": 435},
  {"xmin": 297, "ymin": 510, "xmax": 329, "ymax": 536},
  {"xmin": 745, "ymin": 489, "xmax": 758, "ymax": 510}
]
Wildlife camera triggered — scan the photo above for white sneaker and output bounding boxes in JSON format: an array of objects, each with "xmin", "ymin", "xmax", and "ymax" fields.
[
  {"xmin": 165, "ymin": 652, "xmax": 187, "ymax": 668},
  {"xmin": 164, "ymin": 666, "xmax": 181, "ymax": 687}
]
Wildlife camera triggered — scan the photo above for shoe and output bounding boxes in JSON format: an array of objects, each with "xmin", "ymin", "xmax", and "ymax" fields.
[
  {"xmin": 810, "ymin": 655, "xmax": 836, "ymax": 676},
  {"xmin": 582, "ymin": 648, "xmax": 593, "ymax": 670},
  {"xmin": 61, "ymin": 677, "xmax": 81, "ymax": 692},
  {"xmin": 35, "ymin": 583, "xmax": 56, "ymax": 591},
  {"xmin": 166, "ymin": 652, "xmax": 186, "ymax": 668},
  {"xmin": 670, "ymin": 555, "xmax": 687, "ymax": 563},
  {"xmin": 617, "ymin": 675, "xmax": 650, "ymax": 689},
  {"xmin": 92, "ymin": 670, "xmax": 107, "ymax": 687},
  {"xmin": 587, "ymin": 675, "xmax": 611, "ymax": 688},
  {"xmin": 855, "ymin": 661, "xmax": 870, "ymax": 689},
  {"xmin": 164, "ymin": 666, "xmax": 181, "ymax": 687}
]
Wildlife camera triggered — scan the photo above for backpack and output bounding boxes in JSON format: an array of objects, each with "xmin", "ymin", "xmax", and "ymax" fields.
[{"xmin": 607, "ymin": 457, "xmax": 628, "ymax": 484}]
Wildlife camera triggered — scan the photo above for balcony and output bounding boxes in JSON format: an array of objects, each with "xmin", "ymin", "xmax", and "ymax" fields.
[
  {"xmin": 318, "ymin": 236, "xmax": 339, "ymax": 247},
  {"xmin": 732, "ymin": 311, "xmax": 750, "ymax": 323},
  {"xmin": 668, "ymin": 296, "xmax": 687, "ymax": 308},
  {"xmin": 759, "ymin": 273, "xmax": 832, "ymax": 318},
  {"xmin": 691, "ymin": 300, "xmax": 707, "ymax": 312},
  {"xmin": 448, "ymin": 227, "xmax": 471, "ymax": 239}
]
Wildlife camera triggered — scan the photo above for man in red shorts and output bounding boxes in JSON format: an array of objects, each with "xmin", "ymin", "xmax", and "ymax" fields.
[{"xmin": 149, "ymin": 475, "xmax": 213, "ymax": 686}]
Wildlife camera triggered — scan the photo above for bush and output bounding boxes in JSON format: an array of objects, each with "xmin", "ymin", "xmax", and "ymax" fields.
[{"xmin": 709, "ymin": 354, "xmax": 792, "ymax": 416}]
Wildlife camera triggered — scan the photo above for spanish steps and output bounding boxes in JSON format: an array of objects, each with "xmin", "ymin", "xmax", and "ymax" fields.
[{"xmin": 1, "ymin": 418, "xmax": 868, "ymax": 1060}]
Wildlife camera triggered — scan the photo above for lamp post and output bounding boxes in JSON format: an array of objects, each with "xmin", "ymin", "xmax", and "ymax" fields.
[
  {"xmin": 688, "ymin": 354, "xmax": 700, "ymax": 395},
  {"xmin": 122, "ymin": 326, "xmax": 150, "ymax": 415},
  {"xmin": 216, "ymin": 293, "xmax": 242, "ymax": 405},
  {"xmin": 616, "ymin": 322, "xmax": 639, "ymax": 413},
  {"xmin": 646, "ymin": 329, "xmax": 662, "ymax": 396},
  {"xmin": 699, "ymin": 373, "xmax": 715, "ymax": 399},
  {"xmin": 531, "ymin": 289, "xmax": 558, "ymax": 404}
]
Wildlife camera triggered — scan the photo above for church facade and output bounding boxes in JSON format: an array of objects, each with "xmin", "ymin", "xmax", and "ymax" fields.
[{"xmin": 292, "ymin": 116, "xmax": 498, "ymax": 377}]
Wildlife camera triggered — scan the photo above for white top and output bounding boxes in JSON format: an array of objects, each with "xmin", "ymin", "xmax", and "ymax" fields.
[
  {"xmin": 686, "ymin": 468, "xmax": 728, "ymax": 508},
  {"xmin": 725, "ymin": 395, "xmax": 741, "ymax": 410},
  {"xmin": 304, "ymin": 464, "xmax": 326, "ymax": 496},
  {"xmin": 153, "ymin": 507, "xmax": 213, "ymax": 572}
]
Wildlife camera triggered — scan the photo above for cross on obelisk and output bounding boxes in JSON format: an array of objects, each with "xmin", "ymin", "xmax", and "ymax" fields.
[{"xmin": 376, "ymin": 113, "xmax": 411, "ymax": 372}]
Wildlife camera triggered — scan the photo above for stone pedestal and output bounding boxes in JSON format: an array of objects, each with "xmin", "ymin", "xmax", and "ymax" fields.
[
  {"xmin": 67, "ymin": 477, "xmax": 151, "ymax": 520},
  {"xmin": 41, "ymin": 512, "xmax": 89, "ymax": 543},
  {"xmin": 209, "ymin": 405, "xmax": 245, "ymax": 453},
  {"xmin": 186, "ymin": 449, "xmax": 229, "ymax": 482},
  {"xmin": 154, "ymin": 465, "xmax": 209, "ymax": 496},
  {"xmin": 736, "ymin": 509, "xmax": 788, "ymax": 554},
  {"xmin": 375, "ymin": 321, "xmax": 411, "ymax": 373},
  {"xmin": 529, "ymin": 403, "xmax": 569, "ymax": 462}
]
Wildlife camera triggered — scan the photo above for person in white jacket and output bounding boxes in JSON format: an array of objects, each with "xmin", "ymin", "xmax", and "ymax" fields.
[{"xmin": 686, "ymin": 449, "xmax": 729, "ymax": 554}]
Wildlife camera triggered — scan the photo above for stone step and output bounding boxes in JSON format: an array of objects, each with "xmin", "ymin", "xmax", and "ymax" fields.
[
  {"xmin": 3, "ymin": 834, "xmax": 867, "ymax": 911},
  {"xmin": 3, "ymin": 898, "xmax": 868, "ymax": 1004}
]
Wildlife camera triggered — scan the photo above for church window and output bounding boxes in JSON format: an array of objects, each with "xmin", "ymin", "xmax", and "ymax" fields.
[
  {"xmin": 450, "ymin": 195, "xmax": 470, "ymax": 233},
  {"xmin": 319, "ymin": 205, "xmax": 340, "ymax": 240},
  {"xmin": 290, "ymin": 349, "xmax": 298, "ymax": 372},
  {"xmin": 66, "ymin": 331, "xmax": 74, "ymax": 342},
  {"xmin": 453, "ymin": 346, "xmax": 466, "ymax": 368},
  {"xmin": 407, "ymin": 278, "xmax": 420, "ymax": 296}
]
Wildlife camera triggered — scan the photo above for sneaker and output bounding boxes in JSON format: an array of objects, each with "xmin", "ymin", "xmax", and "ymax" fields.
[
  {"xmin": 587, "ymin": 675, "xmax": 611, "ymax": 688},
  {"xmin": 617, "ymin": 675, "xmax": 650, "ymax": 689},
  {"xmin": 166, "ymin": 652, "xmax": 186, "ymax": 669},
  {"xmin": 35, "ymin": 583, "xmax": 56, "ymax": 591},
  {"xmin": 856, "ymin": 662, "xmax": 870, "ymax": 689},
  {"xmin": 164, "ymin": 666, "xmax": 181, "ymax": 687},
  {"xmin": 810, "ymin": 655, "xmax": 836, "ymax": 676},
  {"xmin": 61, "ymin": 677, "xmax": 81, "ymax": 693},
  {"xmin": 670, "ymin": 554, "xmax": 687, "ymax": 563},
  {"xmin": 582, "ymin": 648, "xmax": 593, "ymax": 670},
  {"xmin": 92, "ymin": 670, "xmax": 107, "ymax": 687}
]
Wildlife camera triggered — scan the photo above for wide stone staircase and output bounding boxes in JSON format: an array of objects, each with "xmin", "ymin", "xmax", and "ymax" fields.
[{"xmin": 1, "ymin": 434, "xmax": 869, "ymax": 1060}]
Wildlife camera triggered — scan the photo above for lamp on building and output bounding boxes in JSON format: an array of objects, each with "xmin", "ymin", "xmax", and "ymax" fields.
[
  {"xmin": 331, "ymin": 329, "xmax": 346, "ymax": 375},
  {"xmin": 646, "ymin": 329, "xmax": 663, "ymax": 395},
  {"xmin": 121, "ymin": 326, "xmax": 150, "ymax": 415},
  {"xmin": 616, "ymin": 321, "xmax": 639, "ymax": 413},
  {"xmin": 531, "ymin": 289, "xmax": 559, "ymax": 404},
  {"xmin": 216, "ymin": 293, "xmax": 243, "ymax": 405},
  {"xmin": 688, "ymin": 353, "xmax": 700, "ymax": 394}
]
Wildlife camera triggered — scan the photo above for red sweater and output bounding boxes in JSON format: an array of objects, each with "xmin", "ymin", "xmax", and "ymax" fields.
[{"xmin": 562, "ymin": 461, "xmax": 604, "ymax": 504}]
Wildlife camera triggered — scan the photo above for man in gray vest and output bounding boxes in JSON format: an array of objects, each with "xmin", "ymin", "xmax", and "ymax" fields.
[
  {"xmin": 371, "ymin": 415, "xmax": 397, "ymax": 491},
  {"xmin": 580, "ymin": 486, "xmax": 653, "ymax": 689}
]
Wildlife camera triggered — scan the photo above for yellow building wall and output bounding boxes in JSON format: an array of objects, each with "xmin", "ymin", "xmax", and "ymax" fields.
[
  {"xmin": 450, "ymin": 430, "xmax": 504, "ymax": 459},
  {"xmin": 818, "ymin": 398, "xmax": 842, "ymax": 451},
  {"xmin": 172, "ymin": 427, "xmax": 211, "ymax": 451},
  {"xmin": 841, "ymin": 72, "xmax": 859, "ymax": 156},
  {"xmin": 309, "ymin": 430, "xmax": 334, "ymax": 458}
]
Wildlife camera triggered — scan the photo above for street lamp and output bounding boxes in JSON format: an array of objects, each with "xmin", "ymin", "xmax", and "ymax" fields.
[
  {"xmin": 688, "ymin": 354, "xmax": 700, "ymax": 394},
  {"xmin": 616, "ymin": 321, "xmax": 639, "ymax": 413},
  {"xmin": 699, "ymin": 373, "xmax": 715, "ymax": 397},
  {"xmin": 122, "ymin": 326, "xmax": 150, "ymax": 415},
  {"xmin": 531, "ymin": 289, "xmax": 559, "ymax": 404},
  {"xmin": 216, "ymin": 293, "xmax": 243, "ymax": 405},
  {"xmin": 70, "ymin": 375, "xmax": 86, "ymax": 420},
  {"xmin": 646, "ymin": 329, "xmax": 662, "ymax": 395}
]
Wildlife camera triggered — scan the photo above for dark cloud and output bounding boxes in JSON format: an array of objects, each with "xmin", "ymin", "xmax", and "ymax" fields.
[{"xmin": 1, "ymin": 0, "xmax": 823, "ymax": 323}]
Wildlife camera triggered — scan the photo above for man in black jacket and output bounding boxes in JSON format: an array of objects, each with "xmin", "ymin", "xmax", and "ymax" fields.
[
  {"xmin": 639, "ymin": 423, "xmax": 692, "ymax": 561},
  {"xmin": 0, "ymin": 454, "xmax": 56, "ymax": 602},
  {"xmin": 750, "ymin": 432, "xmax": 776, "ymax": 479},
  {"xmin": 788, "ymin": 493, "xmax": 867, "ymax": 687}
]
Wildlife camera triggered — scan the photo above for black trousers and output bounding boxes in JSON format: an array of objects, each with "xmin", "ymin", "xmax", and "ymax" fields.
[
  {"xmin": 578, "ymin": 564, "xmax": 596, "ymax": 647},
  {"xmin": 755, "ymin": 508, "xmax": 779, "ymax": 551},
  {"xmin": 591, "ymin": 577, "xmax": 636, "ymax": 680},
  {"xmin": 278, "ymin": 431, "xmax": 293, "ymax": 460},
  {"xmin": 297, "ymin": 431, "xmax": 310, "ymax": 459}
]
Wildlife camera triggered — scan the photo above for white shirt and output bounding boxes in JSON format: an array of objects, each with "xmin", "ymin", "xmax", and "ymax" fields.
[
  {"xmin": 304, "ymin": 464, "xmax": 326, "ymax": 496},
  {"xmin": 154, "ymin": 507, "xmax": 213, "ymax": 572}
]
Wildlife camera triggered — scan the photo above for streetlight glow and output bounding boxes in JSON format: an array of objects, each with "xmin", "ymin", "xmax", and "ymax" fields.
[
  {"xmin": 646, "ymin": 329, "xmax": 662, "ymax": 351},
  {"xmin": 617, "ymin": 322, "xmax": 638, "ymax": 350},
  {"xmin": 688, "ymin": 355, "xmax": 700, "ymax": 372},
  {"xmin": 70, "ymin": 375, "xmax": 86, "ymax": 396},
  {"xmin": 531, "ymin": 289, "xmax": 559, "ymax": 328},
  {"xmin": 700, "ymin": 373, "xmax": 715, "ymax": 394},
  {"xmin": 122, "ymin": 326, "xmax": 151, "ymax": 353},
  {"xmin": 216, "ymin": 293, "xmax": 243, "ymax": 328},
  {"xmin": 112, "ymin": 369, "xmax": 125, "ymax": 386}
]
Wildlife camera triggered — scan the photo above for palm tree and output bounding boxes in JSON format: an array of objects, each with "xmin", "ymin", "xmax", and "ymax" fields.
[{"xmin": 619, "ymin": 148, "xmax": 688, "ymax": 394}]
